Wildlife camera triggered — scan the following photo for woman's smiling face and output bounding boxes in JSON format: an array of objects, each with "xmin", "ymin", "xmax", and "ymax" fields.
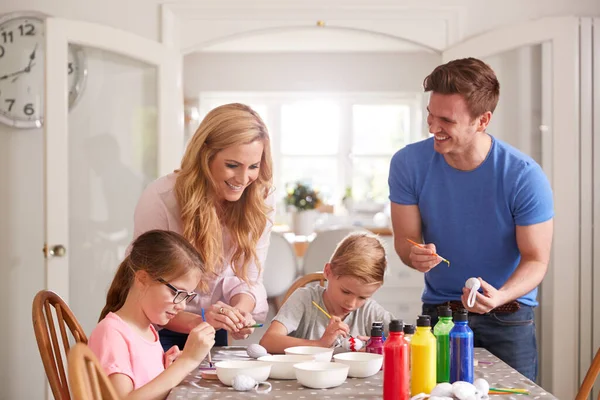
[{"xmin": 209, "ymin": 140, "xmax": 264, "ymax": 202}]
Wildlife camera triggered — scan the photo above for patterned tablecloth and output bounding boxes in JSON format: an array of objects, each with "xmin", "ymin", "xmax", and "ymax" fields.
[{"xmin": 167, "ymin": 347, "xmax": 558, "ymax": 400}]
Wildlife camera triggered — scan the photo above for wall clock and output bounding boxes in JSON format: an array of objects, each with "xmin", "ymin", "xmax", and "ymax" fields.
[{"xmin": 0, "ymin": 11, "xmax": 87, "ymax": 128}]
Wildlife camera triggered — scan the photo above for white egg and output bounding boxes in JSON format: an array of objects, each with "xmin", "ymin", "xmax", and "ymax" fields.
[
  {"xmin": 409, "ymin": 394, "xmax": 429, "ymax": 400},
  {"xmin": 473, "ymin": 378, "xmax": 490, "ymax": 395},
  {"xmin": 430, "ymin": 382, "xmax": 454, "ymax": 397},
  {"xmin": 452, "ymin": 381, "xmax": 477, "ymax": 400},
  {"xmin": 465, "ymin": 277, "xmax": 481, "ymax": 290},
  {"xmin": 430, "ymin": 397, "xmax": 454, "ymax": 400},
  {"xmin": 246, "ymin": 343, "xmax": 269, "ymax": 359},
  {"xmin": 232, "ymin": 375, "xmax": 257, "ymax": 391}
]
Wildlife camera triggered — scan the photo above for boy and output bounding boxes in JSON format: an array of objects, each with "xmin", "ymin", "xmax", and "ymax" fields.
[{"xmin": 260, "ymin": 233, "xmax": 394, "ymax": 354}]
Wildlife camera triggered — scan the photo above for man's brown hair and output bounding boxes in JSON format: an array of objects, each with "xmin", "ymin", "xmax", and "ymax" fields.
[{"xmin": 423, "ymin": 57, "xmax": 500, "ymax": 119}]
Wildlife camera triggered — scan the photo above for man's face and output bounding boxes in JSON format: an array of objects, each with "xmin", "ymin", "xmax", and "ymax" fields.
[{"xmin": 426, "ymin": 92, "xmax": 486, "ymax": 156}]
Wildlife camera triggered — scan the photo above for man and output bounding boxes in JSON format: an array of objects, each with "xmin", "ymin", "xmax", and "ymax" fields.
[{"xmin": 388, "ymin": 58, "xmax": 553, "ymax": 381}]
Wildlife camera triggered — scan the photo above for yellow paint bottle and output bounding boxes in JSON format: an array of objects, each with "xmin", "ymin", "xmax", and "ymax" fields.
[{"xmin": 411, "ymin": 315, "xmax": 437, "ymax": 395}]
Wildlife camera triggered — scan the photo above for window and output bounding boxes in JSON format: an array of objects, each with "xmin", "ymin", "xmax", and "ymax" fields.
[{"xmin": 195, "ymin": 93, "xmax": 423, "ymax": 210}]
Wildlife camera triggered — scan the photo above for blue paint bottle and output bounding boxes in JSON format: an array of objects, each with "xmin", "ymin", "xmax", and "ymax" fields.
[{"xmin": 449, "ymin": 309, "xmax": 474, "ymax": 383}]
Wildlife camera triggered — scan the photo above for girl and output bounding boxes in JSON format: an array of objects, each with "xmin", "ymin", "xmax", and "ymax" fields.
[
  {"xmin": 89, "ymin": 230, "xmax": 215, "ymax": 400},
  {"xmin": 132, "ymin": 103, "xmax": 275, "ymax": 349}
]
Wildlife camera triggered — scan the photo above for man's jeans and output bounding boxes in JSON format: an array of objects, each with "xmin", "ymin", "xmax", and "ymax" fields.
[{"xmin": 422, "ymin": 303, "xmax": 538, "ymax": 382}]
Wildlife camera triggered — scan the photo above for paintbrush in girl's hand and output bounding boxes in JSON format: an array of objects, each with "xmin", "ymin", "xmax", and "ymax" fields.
[{"xmin": 200, "ymin": 308, "xmax": 213, "ymax": 368}]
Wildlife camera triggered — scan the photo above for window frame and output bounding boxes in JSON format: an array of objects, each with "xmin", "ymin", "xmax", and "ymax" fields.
[{"xmin": 197, "ymin": 91, "xmax": 424, "ymax": 208}]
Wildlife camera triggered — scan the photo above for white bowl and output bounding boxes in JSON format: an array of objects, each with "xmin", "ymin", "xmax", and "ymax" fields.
[
  {"xmin": 294, "ymin": 362, "xmax": 349, "ymax": 389},
  {"xmin": 284, "ymin": 346, "xmax": 334, "ymax": 362},
  {"xmin": 258, "ymin": 355, "xmax": 316, "ymax": 379},
  {"xmin": 215, "ymin": 361, "xmax": 271, "ymax": 386},
  {"xmin": 333, "ymin": 352, "xmax": 384, "ymax": 378}
]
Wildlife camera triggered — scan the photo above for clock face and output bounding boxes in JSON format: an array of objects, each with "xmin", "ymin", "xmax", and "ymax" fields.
[{"xmin": 0, "ymin": 12, "xmax": 87, "ymax": 128}]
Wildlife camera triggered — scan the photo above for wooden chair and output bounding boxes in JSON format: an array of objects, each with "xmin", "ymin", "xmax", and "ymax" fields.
[
  {"xmin": 32, "ymin": 290, "xmax": 88, "ymax": 400},
  {"xmin": 576, "ymin": 346, "xmax": 600, "ymax": 400},
  {"xmin": 282, "ymin": 272, "xmax": 326, "ymax": 304},
  {"xmin": 68, "ymin": 342, "xmax": 120, "ymax": 400}
]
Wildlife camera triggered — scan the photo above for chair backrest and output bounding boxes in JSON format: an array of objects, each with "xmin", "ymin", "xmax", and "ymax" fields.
[
  {"xmin": 282, "ymin": 272, "xmax": 326, "ymax": 303},
  {"xmin": 32, "ymin": 290, "xmax": 88, "ymax": 400},
  {"xmin": 576, "ymin": 346, "xmax": 600, "ymax": 400},
  {"xmin": 302, "ymin": 227, "xmax": 368, "ymax": 274},
  {"xmin": 68, "ymin": 343, "xmax": 120, "ymax": 400},
  {"xmin": 263, "ymin": 232, "xmax": 299, "ymax": 298}
]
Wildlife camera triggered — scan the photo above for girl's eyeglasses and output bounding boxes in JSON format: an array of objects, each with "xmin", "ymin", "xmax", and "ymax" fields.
[{"xmin": 157, "ymin": 278, "xmax": 197, "ymax": 304}]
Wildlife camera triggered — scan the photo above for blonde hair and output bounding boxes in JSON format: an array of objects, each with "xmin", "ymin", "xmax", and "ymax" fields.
[
  {"xmin": 175, "ymin": 103, "xmax": 273, "ymax": 284},
  {"xmin": 99, "ymin": 230, "xmax": 205, "ymax": 321},
  {"xmin": 329, "ymin": 233, "xmax": 387, "ymax": 284}
]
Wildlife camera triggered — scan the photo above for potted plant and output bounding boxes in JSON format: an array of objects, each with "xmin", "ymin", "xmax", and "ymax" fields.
[{"xmin": 285, "ymin": 182, "xmax": 321, "ymax": 235}]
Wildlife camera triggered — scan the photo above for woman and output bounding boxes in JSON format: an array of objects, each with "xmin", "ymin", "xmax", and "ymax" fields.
[{"xmin": 132, "ymin": 103, "xmax": 274, "ymax": 349}]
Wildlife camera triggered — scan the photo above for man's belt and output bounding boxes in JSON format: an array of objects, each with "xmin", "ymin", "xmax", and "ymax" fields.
[{"xmin": 434, "ymin": 300, "xmax": 521, "ymax": 314}]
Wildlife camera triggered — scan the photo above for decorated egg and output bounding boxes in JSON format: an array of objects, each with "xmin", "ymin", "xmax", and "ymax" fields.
[
  {"xmin": 473, "ymin": 378, "xmax": 490, "ymax": 396},
  {"xmin": 341, "ymin": 336, "xmax": 364, "ymax": 351},
  {"xmin": 246, "ymin": 343, "xmax": 269, "ymax": 359},
  {"xmin": 430, "ymin": 382, "xmax": 453, "ymax": 397},
  {"xmin": 232, "ymin": 375, "xmax": 257, "ymax": 391},
  {"xmin": 452, "ymin": 381, "xmax": 477, "ymax": 400}
]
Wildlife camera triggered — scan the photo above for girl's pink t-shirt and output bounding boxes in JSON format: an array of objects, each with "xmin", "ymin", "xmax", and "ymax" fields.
[{"xmin": 88, "ymin": 312, "xmax": 165, "ymax": 389}]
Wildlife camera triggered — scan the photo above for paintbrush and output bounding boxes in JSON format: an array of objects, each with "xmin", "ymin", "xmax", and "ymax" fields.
[
  {"xmin": 200, "ymin": 308, "xmax": 213, "ymax": 368},
  {"xmin": 406, "ymin": 238, "xmax": 450, "ymax": 266},
  {"xmin": 489, "ymin": 387, "xmax": 530, "ymax": 395},
  {"xmin": 312, "ymin": 301, "xmax": 332, "ymax": 319}
]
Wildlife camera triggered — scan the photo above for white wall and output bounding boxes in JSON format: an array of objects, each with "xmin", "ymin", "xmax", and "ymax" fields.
[
  {"xmin": 184, "ymin": 52, "xmax": 441, "ymax": 96},
  {"xmin": 1, "ymin": 0, "xmax": 161, "ymax": 41}
]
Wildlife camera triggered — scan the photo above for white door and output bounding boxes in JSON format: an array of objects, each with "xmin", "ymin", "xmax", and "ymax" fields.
[
  {"xmin": 443, "ymin": 17, "xmax": 579, "ymax": 399},
  {"xmin": 42, "ymin": 14, "xmax": 182, "ymax": 366}
]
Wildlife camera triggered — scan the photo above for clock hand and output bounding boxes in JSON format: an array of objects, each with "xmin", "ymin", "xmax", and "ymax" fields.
[
  {"xmin": 25, "ymin": 43, "xmax": 38, "ymax": 72},
  {"xmin": 0, "ymin": 69, "xmax": 27, "ymax": 81}
]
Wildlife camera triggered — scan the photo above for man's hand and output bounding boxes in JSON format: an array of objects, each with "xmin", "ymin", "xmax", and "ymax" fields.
[
  {"xmin": 409, "ymin": 242, "xmax": 444, "ymax": 273},
  {"xmin": 461, "ymin": 277, "xmax": 508, "ymax": 314}
]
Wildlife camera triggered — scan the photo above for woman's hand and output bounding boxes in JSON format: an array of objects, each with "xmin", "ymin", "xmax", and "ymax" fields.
[
  {"xmin": 179, "ymin": 322, "xmax": 216, "ymax": 365},
  {"xmin": 204, "ymin": 301, "xmax": 246, "ymax": 333},
  {"xmin": 163, "ymin": 345, "xmax": 181, "ymax": 368},
  {"xmin": 230, "ymin": 310, "xmax": 256, "ymax": 341}
]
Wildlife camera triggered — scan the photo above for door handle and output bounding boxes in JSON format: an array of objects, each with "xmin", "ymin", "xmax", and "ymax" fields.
[{"xmin": 43, "ymin": 244, "xmax": 67, "ymax": 258}]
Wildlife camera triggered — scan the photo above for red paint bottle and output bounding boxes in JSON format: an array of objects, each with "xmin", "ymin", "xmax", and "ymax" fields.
[{"xmin": 383, "ymin": 319, "xmax": 409, "ymax": 400}]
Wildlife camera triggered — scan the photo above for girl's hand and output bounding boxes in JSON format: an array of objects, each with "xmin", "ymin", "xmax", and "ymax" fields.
[
  {"xmin": 231, "ymin": 311, "xmax": 256, "ymax": 341},
  {"xmin": 163, "ymin": 345, "xmax": 181, "ymax": 368},
  {"xmin": 180, "ymin": 322, "xmax": 216, "ymax": 365},
  {"xmin": 319, "ymin": 316, "xmax": 349, "ymax": 348},
  {"xmin": 204, "ymin": 301, "xmax": 246, "ymax": 333}
]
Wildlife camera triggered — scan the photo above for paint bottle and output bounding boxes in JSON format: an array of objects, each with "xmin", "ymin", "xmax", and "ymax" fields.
[
  {"xmin": 411, "ymin": 315, "xmax": 436, "ymax": 395},
  {"xmin": 403, "ymin": 323, "xmax": 415, "ymax": 373},
  {"xmin": 449, "ymin": 309, "xmax": 474, "ymax": 383},
  {"xmin": 433, "ymin": 306, "xmax": 454, "ymax": 383},
  {"xmin": 366, "ymin": 323, "xmax": 384, "ymax": 356},
  {"xmin": 383, "ymin": 319, "xmax": 409, "ymax": 400}
]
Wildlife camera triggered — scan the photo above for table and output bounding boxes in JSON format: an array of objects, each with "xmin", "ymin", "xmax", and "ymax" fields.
[{"xmin": 167, "ymin": 347, "xmax": 558, "ymax": 400}]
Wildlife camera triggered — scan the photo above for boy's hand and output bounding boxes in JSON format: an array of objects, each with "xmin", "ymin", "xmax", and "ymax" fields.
[
  {"xmin": 180, "ymin": 322, "xmax": 216, "ymax": 365},
  {"xmin": 163, "ymin": 345, "xmax": 181, "ymax": 368},
  {"xmin": 319, "ymin": 316, "xmax": 349, "ymax": 348}
]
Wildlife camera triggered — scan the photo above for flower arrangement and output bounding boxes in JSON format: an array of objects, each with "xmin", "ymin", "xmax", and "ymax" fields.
[{"xmin": 285, "ymin": 182, "xmax": 321, "ymax": 211}]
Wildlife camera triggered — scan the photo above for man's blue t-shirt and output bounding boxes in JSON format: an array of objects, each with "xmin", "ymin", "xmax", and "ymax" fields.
[{"xmin": 388, "ymin": 135, "xmax": 554, "ymax": 306}]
